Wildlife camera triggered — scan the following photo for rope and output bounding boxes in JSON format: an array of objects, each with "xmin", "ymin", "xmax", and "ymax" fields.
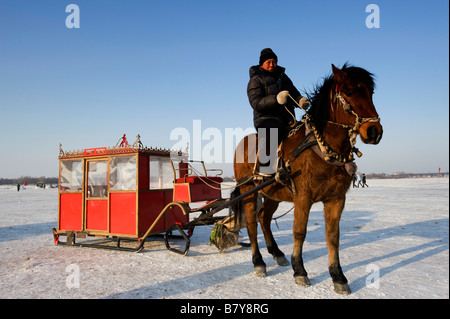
[
  {"xmin": 273, "ymin": 205, "xmax": 294, "ymax": 229},
  {"xmin": 288, "ymin": 94, "xmax": 309, "ymax": 113},
  {"xmin": 284, "ymin": 105, "xmax": 297, "ymax": 125}
]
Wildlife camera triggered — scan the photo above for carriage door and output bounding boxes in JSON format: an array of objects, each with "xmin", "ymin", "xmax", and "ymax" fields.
[{"xmin": 85, "ymin": 159, "xmax": 108, "ymax": 232}]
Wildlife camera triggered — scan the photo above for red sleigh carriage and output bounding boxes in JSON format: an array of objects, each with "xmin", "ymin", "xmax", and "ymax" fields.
[{"xmin": 53, "ymin": 134, "xmax": 227, "ymax": 254}]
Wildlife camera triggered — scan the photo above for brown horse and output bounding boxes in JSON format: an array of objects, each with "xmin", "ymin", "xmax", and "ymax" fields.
[{"xmin": 231, "ymin": 64, "xmax": 383, "ymax": 294}]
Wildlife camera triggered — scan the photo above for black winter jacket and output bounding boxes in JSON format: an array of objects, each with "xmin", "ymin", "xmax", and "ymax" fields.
[{"xmin": 247, "ymin": 65, "xmax": 302, "ymax": 128}]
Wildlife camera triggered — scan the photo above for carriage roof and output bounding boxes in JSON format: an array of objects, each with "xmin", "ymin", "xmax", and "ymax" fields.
[{"xmin": 58, "ymin": 134, "xmax": 179, "ymax": 160}]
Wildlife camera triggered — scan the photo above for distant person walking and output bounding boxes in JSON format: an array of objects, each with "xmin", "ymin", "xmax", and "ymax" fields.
[
  {"xmin": 362, "ymin": 173, "xmax": 369, "ymax": 188},
  {"xmin": 356, "ymin": 173, "xmax": 363, "ymax": 188},
  {"xmin": 17, "ymin": 183, "xmax": 20, "ymax": 191},
  {"xmin": 352, "ymin": 174, "xmax": 357, "ymax": 188}
]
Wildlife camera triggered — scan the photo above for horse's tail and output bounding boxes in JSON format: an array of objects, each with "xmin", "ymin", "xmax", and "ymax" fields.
[{"xmin": 229, "ymin": 186, "xmax": 244, "ymax": 230}]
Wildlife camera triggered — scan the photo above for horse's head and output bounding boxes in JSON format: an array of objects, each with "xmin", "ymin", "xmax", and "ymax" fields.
[{"xmin": 331, "ymin": 64, "xmax": 383, "ymax": 145}]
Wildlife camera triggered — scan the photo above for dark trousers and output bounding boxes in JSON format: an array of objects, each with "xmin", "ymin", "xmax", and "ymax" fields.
[{"xmin": 256, "ymin": 119, "xmax": 286, "ymax": 172}]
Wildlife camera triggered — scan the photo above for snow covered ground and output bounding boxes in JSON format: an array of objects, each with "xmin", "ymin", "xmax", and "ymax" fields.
[{"xmin": 0, "ymin": 178, "xmax": 448, "ymax": 299}]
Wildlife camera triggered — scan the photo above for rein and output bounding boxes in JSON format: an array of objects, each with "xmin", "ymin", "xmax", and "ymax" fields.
[
  {"xmin": 329, "ymin": 87, "xmax": 380, "ymax": 156},
  {"xmin": 243, "ymin": 86, "xmax": 379, "ymax": 185},
  {"xmin": 286, "ymin": 92, "xmax": 367, "ymax": 174}
]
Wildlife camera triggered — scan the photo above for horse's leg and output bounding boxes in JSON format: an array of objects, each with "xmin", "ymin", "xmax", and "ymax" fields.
[
  {"xmin": 291, "ymin": 197, "xmax": 313, "ymax": 286},
  {"xmin": 323, "ymin": 197, "xmax": 351, "ymax": 295},
  {"xmin": 241, "ymin": 188, "xmax": 267, "ymax": 277},
  {"xmin": 258, "ymin": 198, "xmax": 289, "ymax": 266}
]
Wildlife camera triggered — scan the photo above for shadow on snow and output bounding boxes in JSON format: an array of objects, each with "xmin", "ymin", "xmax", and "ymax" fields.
[{"xmin": 105, "ymin": 210, "xmax": 448, "ymax": 298}]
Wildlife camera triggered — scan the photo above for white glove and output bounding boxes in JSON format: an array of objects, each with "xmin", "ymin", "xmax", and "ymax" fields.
[
  {"xmin": 299, "ymin": 97, "xmax": 311, "ymax": 109},
  {"xmin": 277, "ymin": 90, "xmax": 289, "ymax": 105}
]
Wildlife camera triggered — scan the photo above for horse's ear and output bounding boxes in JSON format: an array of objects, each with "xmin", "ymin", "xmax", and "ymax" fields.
[
  {"xmin": 332, "ymin": 64, "xmax": 340, "ymax": 73},
  {"xmin": 332, "ymin": 64, "xmax": 344, "ymax": 82}
]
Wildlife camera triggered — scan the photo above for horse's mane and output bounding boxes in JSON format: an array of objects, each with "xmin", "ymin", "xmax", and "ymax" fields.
[{"xmin": 305, "ymin": 63, "xmax": 375, "ymax": 133}]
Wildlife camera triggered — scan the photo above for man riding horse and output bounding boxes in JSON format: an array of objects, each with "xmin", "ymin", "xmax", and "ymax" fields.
[
  {"xmin": 235, "ymin": 50, "xmax": 383, "ymax": 294},
  {"xmin": 247, "ymin": 48, "xmax": 309, "ymax": 176}
]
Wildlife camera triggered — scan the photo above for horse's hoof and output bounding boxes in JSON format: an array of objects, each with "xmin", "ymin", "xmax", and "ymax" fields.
[
  {"xmin": 254, "ymin": 266, "xmax": 267, "ymax": 278},
  {"xmin": 334, "ymin": 283, "xmax": 351, "ymax": 295},
  {"xmin": 274, "ymin": 256, "xmax": 290, "ymax": 266},
  {"xmin": 294, "ymin": 276, "xmax": 311, "ymax": 287}
]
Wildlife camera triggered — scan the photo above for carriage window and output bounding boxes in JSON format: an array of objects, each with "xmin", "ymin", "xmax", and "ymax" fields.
[
  {"xmin": 60, "ymin": 160, "xmax": 83, "ymax": 191},
  {"xmin": 87, "ymin": 160, "xmax": 108, "ymax": 197},
  {"xmin": 149, "ymin": 156, "xmax": 173, "ymax": 189},
  {"xmin": 110, "ymin": 156, "xmax": 137, "ymax": 191}
]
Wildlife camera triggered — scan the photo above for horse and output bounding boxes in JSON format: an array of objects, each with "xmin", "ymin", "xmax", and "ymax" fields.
[{"xmin": 231, "ymin": 63, "xmax": 383, "ymax": 294}]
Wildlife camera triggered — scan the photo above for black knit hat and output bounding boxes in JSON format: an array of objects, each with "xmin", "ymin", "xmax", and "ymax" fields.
[{"xmin": 259, "ymin": 48, "xmax": 278, "ymax": 66}]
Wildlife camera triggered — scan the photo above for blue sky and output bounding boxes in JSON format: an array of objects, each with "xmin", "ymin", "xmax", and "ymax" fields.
[{"xmin": 0, "ymin": 0, "xmax": 448, "ymax": 178}]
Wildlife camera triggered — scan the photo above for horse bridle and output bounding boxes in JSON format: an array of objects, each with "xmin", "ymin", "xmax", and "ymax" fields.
[
  {"xmin": 331, "ymin": 84, "xmax": 380, "ymax": 129},
  {"xmin": 287, "ymin": 84, "xmax": 379, "ymax": 164},
  {"xmin": 327, "ymin": 85, "xmax": 380, "ymax": 154}
]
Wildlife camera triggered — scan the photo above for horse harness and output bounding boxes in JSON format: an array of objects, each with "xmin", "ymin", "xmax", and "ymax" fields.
[
  {"xmin": 329, "ymin": 85, "xmax": 381, "ymax": 155},
  {"xmin": 241, "ymin": 88, "xmax": 380, "ymax": 194}
]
